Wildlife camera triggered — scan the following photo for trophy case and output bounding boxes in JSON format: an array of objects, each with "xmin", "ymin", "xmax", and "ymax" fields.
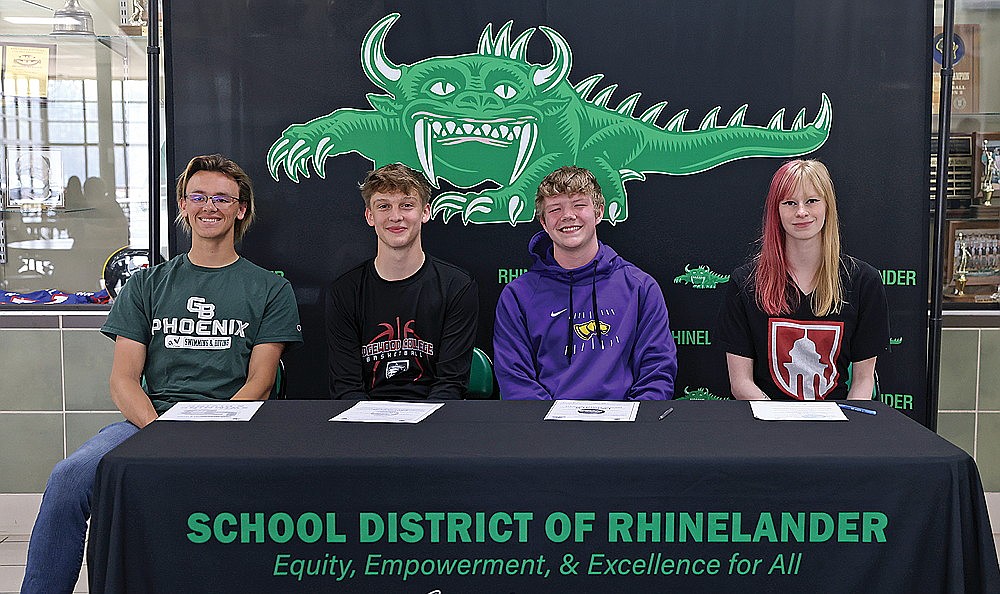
[
  {"xmin": 934, "ymin": 13, "xmax": 1000, "ymax": 307},
  {"xmin": 0, "ymin": 0, "xmax": 155, "ymax": 295},
  {"xmin": 944, "ymin": 219, "xmax": 1000, "ymax": 302}
]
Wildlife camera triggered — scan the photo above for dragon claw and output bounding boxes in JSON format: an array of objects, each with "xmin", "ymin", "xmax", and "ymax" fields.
[
  {"xmin": 431, "ymin": 193, "xmax": 466, "ymax": 223},
  {"xmin": 431, "ymin": 192, "xmax": 533, "ymax": 225},
  {"xmin": 266, "ymin": 125, "xmax": 340, "ymax": 182},
  {"xmin": 507, "ymin": 195, "xmax": 524, "ymax": 226},
  {"xmin": 462, "ymin": 196, "xmax": 493, "ymax": 225},
  {"xmin": 606, "ymin": 202, "xmax": 624, "ymax": 225}
]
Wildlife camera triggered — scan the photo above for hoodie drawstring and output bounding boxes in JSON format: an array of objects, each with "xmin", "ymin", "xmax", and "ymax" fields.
[
  {"xmin": 567, "ymin": 260, "xmax": 603, "ymax": 364},
  {"xmin": 592, "ymin": 259, "xmax": 603, "ymax": 349},
  {"xmin": 566, "ymin": 272, "xmax": 574, "ymax": 363}
]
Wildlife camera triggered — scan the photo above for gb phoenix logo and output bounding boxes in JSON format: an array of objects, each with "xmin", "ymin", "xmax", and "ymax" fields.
[
  {"xmin": 187, "ymin": 296, "xmax": 216, "ymax": 320},
  {"xmin": 768, "ymin": 319, "xmax": 843, "ymax": 400},
  {"xmin": 153, "ymin": 296, "xmax": 248, "ymax": 350}
]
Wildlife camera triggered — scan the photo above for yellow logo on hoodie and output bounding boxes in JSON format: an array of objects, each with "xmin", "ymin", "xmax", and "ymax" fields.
[{"xmin": 574, "ymin": 319, "xmax": 611, "ymax": 341}]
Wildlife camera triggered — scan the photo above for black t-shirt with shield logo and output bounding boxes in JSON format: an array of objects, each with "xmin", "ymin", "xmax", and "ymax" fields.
[{"xmin": 716, "ymin": 255, "xmax": 889, "ymax": 401}]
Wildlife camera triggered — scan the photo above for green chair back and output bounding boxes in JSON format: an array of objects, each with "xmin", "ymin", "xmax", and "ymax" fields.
[
  {"xmin": 467, "ymin": 347, "xmax": 494, "ymax": 399},
  {"xmin": 271, "ymin": 359, "xmax": 287, "ymax": 400}
]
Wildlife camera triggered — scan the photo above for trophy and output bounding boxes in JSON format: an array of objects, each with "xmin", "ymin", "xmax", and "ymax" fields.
[
  {"xmin": 119, "ymin": 0, "xmax": 148, "ymax": 35},
  {"xmin": 954, "ymin": 232, "xmax": 969, "ymax": 296},
  {"xmin": 981, "ymin": 140, "xmax": 997, "ymax": 207}
]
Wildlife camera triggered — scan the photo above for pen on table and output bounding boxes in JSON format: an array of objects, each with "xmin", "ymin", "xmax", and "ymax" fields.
[
  {"xmin": 658, "ymin": 407, "xmax": 674, "ymax": 421},
  {"xmin": 838, "ymin": 403, "xmax": 877, "ymax": 416}
]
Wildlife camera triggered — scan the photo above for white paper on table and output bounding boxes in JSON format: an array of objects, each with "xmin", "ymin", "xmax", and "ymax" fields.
[
  {"xmin": 330, "ymin": 401, "xmax": 444, "ymax": 423},
  {"xmin": 749, "ymin": 401, "xmax": 848, "ymax": 421},
  {"xmin": 543, "ymin": 399, "xmax": 640, "ymax": 422},
  {"xmin": 157, "ymin": 401, "xmax": 264, "ymax": 421}
]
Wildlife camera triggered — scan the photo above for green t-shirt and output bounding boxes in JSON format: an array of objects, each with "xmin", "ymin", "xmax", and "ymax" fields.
[{"xmin": 101, "ymin": 254, "xmax": 302, "ymax": 412}]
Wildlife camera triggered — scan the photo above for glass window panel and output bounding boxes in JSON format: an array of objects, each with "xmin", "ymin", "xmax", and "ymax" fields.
[
  {"xmin": 126, "ymin": 122, "xmax": 146, "ymax": 143},
  {"xmin": 114, "ymin": 146, "xmax": 126, "ymax": 188},
  {"xmin": 86, "ymin": 147, "xmax": 100, "ymax": 178},
  {"xmin": 125, "ymin": 103, "xmax": 147, "ymax": 123},
  {"xmin": 123, "ymin": 80, "xmax": 146, "ymax": 102},
  {"xmin": 48, "ymin": 122, "xmax": 85, "ymax": 144},
  {"xmin": 59, "ymin": 147, "xmax": 87, "ymax": 185},
  {"xmin": 1, "ymin": 34, "xmax": 151, "ymax": 293},
  {"xmin": 112, "ymin": 100, "xmax": 125, "ymax": 124},
  {"xmin": 126, "ymin": 147, "xmax": 148, "ymax": 189},
  {"xmin": 44, "ymin": 101, "xmax": 82, "ymax": 122},
  {"xmin": 17, "ymin": 118, "xmax": 38, "ymax": 139},
  {"xmin": 47, "ymin": 80, "xmax": 83, "ymax": 101}
]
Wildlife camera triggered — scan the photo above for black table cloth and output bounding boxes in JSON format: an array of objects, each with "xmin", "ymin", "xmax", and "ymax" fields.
[{"xmin": 88, "ymin": 400, "xmax": 1000, "ymax": 592}]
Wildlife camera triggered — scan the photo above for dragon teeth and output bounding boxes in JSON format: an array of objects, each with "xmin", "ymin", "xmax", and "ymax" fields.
[
  {"xmin": 509, "ymin": 122, "xmax": 537, "ymax": 185},
  {"xmin": 414, "ymin": 119, "xmax": 437, "ymax": 186},
  {"xmin": 421, "ymin": 116, "xmax": 528, "ymax": 142}
]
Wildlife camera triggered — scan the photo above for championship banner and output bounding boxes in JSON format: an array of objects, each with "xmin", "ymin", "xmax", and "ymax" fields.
[{"xmin": 165, "ymin": 1, "xmax": 931, "ymax": 424}]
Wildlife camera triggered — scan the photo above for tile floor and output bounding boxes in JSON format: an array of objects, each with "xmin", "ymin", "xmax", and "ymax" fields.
[
  {"xmin": 0, "ymin": 533, "xmax": 87, "ymax": 593},
  {"xmin": 0, "ymin": 532, "xmax": 998, "ymax": 592}
]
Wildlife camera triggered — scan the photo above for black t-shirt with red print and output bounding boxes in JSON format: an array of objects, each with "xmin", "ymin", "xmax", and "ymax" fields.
[
  {"xmin": 717, "ymin": 255, "xmax": 889, "ymax": 401},
  {"xmin": 326, "ymin": 257, "xmax": 478, "ymax": 400}
]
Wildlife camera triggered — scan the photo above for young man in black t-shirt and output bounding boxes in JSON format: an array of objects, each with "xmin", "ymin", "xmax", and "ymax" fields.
[{"xmin": 326, "ymin": 164, "xmax": 478, "ymax": 399}]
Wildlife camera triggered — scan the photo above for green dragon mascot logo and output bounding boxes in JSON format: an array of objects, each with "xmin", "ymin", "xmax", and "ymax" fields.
[
  {"xmin": 674, "ymin": 265, "xmax": 730, "ymax": 289},
  {"xmin": 268, "ymin": 13, "xmax": 833, "ymax": 225},
  {"xmin": 676, "ymin": 386, "xmax": 730, "ymax": 401}
]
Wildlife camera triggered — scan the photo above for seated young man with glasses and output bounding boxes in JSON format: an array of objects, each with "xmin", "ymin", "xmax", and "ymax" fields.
[
  {"xmin": 326, "ymin": 163, "xmax": 479, "ymax": 399},
  {"xmin": 21, "ymin": 154, "xmax": 303, "ymax": 593}
]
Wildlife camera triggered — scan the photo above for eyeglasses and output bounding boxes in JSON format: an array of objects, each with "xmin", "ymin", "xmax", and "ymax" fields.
[{"xmin": 185, "ymin": 193, "xmax": 241, "ymax": 206}]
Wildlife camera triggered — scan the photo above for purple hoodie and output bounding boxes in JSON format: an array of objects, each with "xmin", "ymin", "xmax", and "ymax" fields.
[{"xmin": 494, "ymin": 231, "xmax": 677, "ymax": 400}]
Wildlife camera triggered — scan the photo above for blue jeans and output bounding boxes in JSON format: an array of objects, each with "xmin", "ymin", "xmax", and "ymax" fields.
[{"xmin": 21, "ymin": 421, "xmax": 139, "ymax": 594}]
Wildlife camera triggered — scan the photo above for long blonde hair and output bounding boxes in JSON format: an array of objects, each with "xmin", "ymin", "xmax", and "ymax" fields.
[{"xmin": 756, "ymin": 159, "xmax": 843, "ymax": 317}]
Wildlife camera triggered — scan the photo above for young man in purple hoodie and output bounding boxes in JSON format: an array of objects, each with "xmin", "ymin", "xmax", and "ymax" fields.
[{"xmin": 493, "ymin": 166, "xmax": 677, "ymax": 400}]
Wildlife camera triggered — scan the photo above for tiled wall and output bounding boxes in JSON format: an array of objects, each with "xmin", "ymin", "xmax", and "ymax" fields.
[
  {"xmin": 1, "ymin": 310, "xmax": 998, "ymax": 494},
  {"xmin": 0, "ymin": 310, "xmax": 122, "ymax": 493},
  {"xmin": 937, "ymin": 321, "xmax": 1000, "ymax": 492}
]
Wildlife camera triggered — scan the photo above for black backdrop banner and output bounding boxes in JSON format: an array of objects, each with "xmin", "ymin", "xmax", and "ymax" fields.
[{"xmin": 165, "ymin": 1, "xmax": 931, "ymax": 424}]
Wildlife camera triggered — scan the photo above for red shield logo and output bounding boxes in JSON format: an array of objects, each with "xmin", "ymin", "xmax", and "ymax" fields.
[{"xmin": 768, "ymin": 319, "xmax": 843, "ymax": 400}]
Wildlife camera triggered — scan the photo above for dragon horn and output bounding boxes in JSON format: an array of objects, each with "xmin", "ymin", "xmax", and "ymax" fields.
[
  {"xmin": 492, "ymin": 21, "xmax": 514, "ymax": 57},
  {"xmin": 533, "ymin": 26, "xmax": 572, "ymax": 92},
  {"xmin": 509, "ymin": 28, "xmax": 535, "ymax": 61},
  {"xmin": 478, "ymin": 23, "xmax": 495, "ymax": 54},
  {"xmin": 685, "ymin": 264, "xmax": 692, "ymax": 272},
  {"xmin": 362, "ymin": 13, "xmax": 403, "ymax": 93}
]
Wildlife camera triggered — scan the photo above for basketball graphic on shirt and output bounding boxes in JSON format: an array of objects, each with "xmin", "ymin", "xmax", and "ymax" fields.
[{"xmin": 768, "ymin": 319, "xmax": 843, "ymax": 400}]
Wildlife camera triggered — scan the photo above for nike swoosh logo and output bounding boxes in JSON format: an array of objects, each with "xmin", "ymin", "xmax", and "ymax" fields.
[{"xmin": 550, "ymin": 308, "xmax": 568, "ymax": 317}]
